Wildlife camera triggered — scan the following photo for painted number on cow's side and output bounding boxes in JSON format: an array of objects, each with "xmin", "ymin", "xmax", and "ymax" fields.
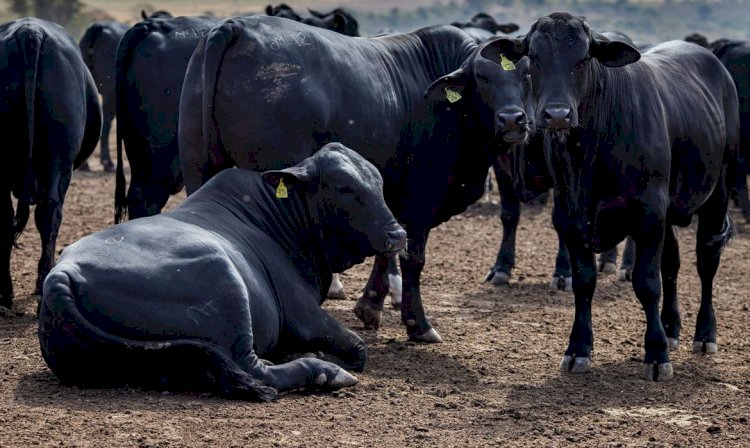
[
  {"xmin": 290, "ymin": 32, "xmax": 311, "ymax": 47},
  {"xmin": 270, "ymin": 35, "xmax": 286, "ymax": 51},
  {"xmin": 270, "ymin": 33, "xmax": 312, "ymax": 51}
]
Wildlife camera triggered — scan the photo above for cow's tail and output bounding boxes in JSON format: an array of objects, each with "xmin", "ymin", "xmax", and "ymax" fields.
[
  {"xmin": 113, "ymin": 20, "xmax": 156, "ymax": 223},
  {"xmin": 13, "ymin": 25, "xmax": 44, "ymax": 245},
  {"xmin": 197, "ymin": 20, "xmax": 239, "ymax": 190},
  {"xmin": 38, "ymin": 269, "xmax": 277, "ymax": 401}
]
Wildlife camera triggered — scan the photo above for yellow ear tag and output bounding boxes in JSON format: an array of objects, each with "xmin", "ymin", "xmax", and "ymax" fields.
[
  {"xmin": 276, "ymin": 178, "xmax": 288, "ymax": 198},
  {"xmin": 500, "ymin": 54, "xmax": 516, "ymax": 71},
  {"xmin": 444, "ymin": 87, "xmax": 462, "ymax": 103}
]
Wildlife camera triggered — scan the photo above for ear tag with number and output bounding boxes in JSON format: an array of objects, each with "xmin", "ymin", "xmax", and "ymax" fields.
[
  {"xmin": 500, "ymin": 54, "xmax": 516, "ymax": 71},
  {"xmin": 276, "ymin": 178, "xmax": 288, "ymax": 198},
  {"xmin": 444, "ymin": 87, "xmax": 462, "ymax": 103}
]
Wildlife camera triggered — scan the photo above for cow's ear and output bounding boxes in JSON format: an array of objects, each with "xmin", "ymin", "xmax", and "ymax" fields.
[
  {"xmin": 262, "ymin": 165, "xmax": 313, "ymax": 195},
  {"xmin": 480, "ymin": 37, "xmax": 527, "ymax": 66},
  {"xmin": 591, "ymin": 34, "xmax": 640, "ymax": 67},
  {"xmin": 141, "ymin": 9, "xmax": 149, "ymax": 20},
  {"xmin": 265, "ymin": 5, "xmax": 273, "ymax": 15},
  {"xmin": 424, "ymin": 68, "xmax": 470, "ymax": 105},
  {"xmin": 493, "ymin": 22, "xmax": 519, "ymax": 35},
  {"xmin": 330, "ymin": 12, "xmax": 348, "ymax": 34}
]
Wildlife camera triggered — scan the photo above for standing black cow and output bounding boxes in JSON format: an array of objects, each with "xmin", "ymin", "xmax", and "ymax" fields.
[
  {"xmin": 451, "ymin": 12, "xmax": 519, "ymax": 40},
  {"xmin": 685, "ymin": 34, "xmax": 750, "ymax": 222},
  {"xmin": 78, "ymin": 20, "xmax": 128, "ymax": 172},
  {"xmin": 0, "ymin": 17, "xmax": 102, "ymax": 308},
  {"xmin": 39, "ymin": 144, "xmax": 405, "ymax": 399},
  {"xmin": 266, "ymin": 4, "xmax": 360, "ymax": 36},
  {"xmin": 114, "ymin": 16, "xmax": 217, "ymax": 222},
  {"xmin": 179, "ymin": 17, "xmax": 535, "ymax": 342},
  {"xmin": 496, "ymin": 13, "xmax": 738, "ymax": 381}
]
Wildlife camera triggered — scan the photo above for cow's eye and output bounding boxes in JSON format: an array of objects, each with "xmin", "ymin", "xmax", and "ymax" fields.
[{"xmin": 336, "ymin": 186, "xmax": 354, "ymax": 194}]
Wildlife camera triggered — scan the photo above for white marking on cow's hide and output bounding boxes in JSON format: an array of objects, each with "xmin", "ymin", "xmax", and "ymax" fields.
[
  {"xmin": 242, "ymin": 195, "xmax": 251, "ymax": 203},
  {"xmin": 105, "ymin": 236, "xmax": 124, "ymax": 245},
  {"xmin": 255, "ymin": 63, "xmax": 300, "ymax": 103},
  {"xmin": 388, "ymin": 273, "xmax": 402, "ymax": 307},
  {"xmin": 186, "ymin": 300, "xmax": 218, "ymax": 327}
]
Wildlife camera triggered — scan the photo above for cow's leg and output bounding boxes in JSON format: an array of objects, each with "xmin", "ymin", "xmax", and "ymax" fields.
[
  {"xmin": 0, "ymin": 194, "xmax": 13, "ymax": 308},
  {"xmin": 559, "ymin": 241, "xmax": 596, "ymax": 373},
  {"xmin": 632, "ymin": 212, "xmax": 672, "ymax": 381},
  {"xmin": 660, "ymin": 226, "xmax": 681, "ymax": 351},
  {"xmin": 387, "ymin": 256, "xmax": 402, "ymax": 308},
  {"xmin": 618, "ymin": 237, "xmax": 636, "ymax": 281},
  {"xmin": 693, "ymin": 197, "xmax": 732, "ymax": 354},
  {"xmin": 400, "ymin": 227, "xmax": 441, "ymax": 343},
  {"xmin": 484, "ymin": 163, "xmax": 520, "ymax": 286},
  {"xmin": 286, "ymin": 306, "xmax": 367, "ymax": 373},
  {"xmin": 354, "ymin": 255, "xmax": 390, "ymax": 329},
  {"xmin": 597, "ymin": 246, "xmax": 618, "ymax": 274},
  {"xmin": 551, "ymin": 202, "xmax": 572, "ymax": 291},
  {"xmin": 99, "ymin": 93, "xmax": 116, "ymax": 172},
  {"xmin": 327, "ymin": 273, "xmax": 347, "ymax": 300},
  {"xmin": 126, "ymin": 178, "xmax": 173, "ymax": 220},
  {"xmin": 34, "ymin": 195, "xmax": 65, "ymax": 294}
]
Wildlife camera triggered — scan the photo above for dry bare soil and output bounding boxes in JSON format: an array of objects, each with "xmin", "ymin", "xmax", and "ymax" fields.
[{"xmin": 1, "ymin": 148, "xmax": 750, "ymax": 447}]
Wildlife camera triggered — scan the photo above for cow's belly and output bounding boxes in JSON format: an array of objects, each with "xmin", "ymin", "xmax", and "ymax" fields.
[{"xmin": 56, "ymin": 218, "xmax": 282, "ymax": 352}]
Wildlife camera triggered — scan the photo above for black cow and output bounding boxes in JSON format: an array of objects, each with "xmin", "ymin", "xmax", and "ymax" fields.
[
  {"xmin": 78, "ymin": 20, "xmax": 129, "ymax": 172},
  {"xmin": 451, "ymin": 12, "xmax": 519, "ymax": 37},
  {"xmin": 0, "ymin": 17, "xmax": 102, "ymax": 308},
  {"xmin": 685, "ymin": 33, "xmax": 750, "ymax": 222},
  {"xmin": 266, "ymin": 4, "xmax": 360, "ymax": 36},
  {"xmin": 39, "ymin": 144, "xmax": 404, "ymax": 399},
  {"xmin": 179, "ymin": 17, "xmax": 534, "ymax": 342},
  {"xmin": 141, "ymin": 9, "xmax": 173, "ymax": 20},
  {"xmin": 114, "ymin": 16, "xmax": 217, "ymax": 222},
  {"xmin": 496, "ymin": 13, "xmax": 738, "ymax": 381}
]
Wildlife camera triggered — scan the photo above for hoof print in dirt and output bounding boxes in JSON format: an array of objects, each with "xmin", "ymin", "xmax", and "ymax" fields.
[
  {"xmin": 643, "ymin": 362, "xmax": 674, "ymax": 382},
  {"xmin": 692, "ymin": 341, "xmax": 718, "ymax": 354},
  {"xmin": 559, "ymin": 355, "xmax": 592, "ymax": 373}
]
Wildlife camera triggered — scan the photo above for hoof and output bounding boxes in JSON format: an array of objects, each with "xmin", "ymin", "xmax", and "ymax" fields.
[
  {"xmin": 327, "ymin": 275, "xmax": 347, "ymax": 300},
  {"xmin": 388, "ymin": 273, "xmax": 402, "ymax": 309},
  {"xmin": 353, "ymin": 298, "xmax": 382, "ymax": 330},
  {"xmin": 643, "ymin": 362, "xmax": 674, "ymax": 382},
  {"xmin": 328, "ymin": 369, "xmax": 358, "ymax": 389},
  {"xmin": 667, "ymin": 338, "xmax": 680, "ymax": 351},
  {"xmin": 409, "ymin": 327, "xmax": 443, "ymax": 343},
  {"xmin": 599, "ymin": 262, "xmax": 617, "ymax": 274},
  {"xmin": 559, "ymin": 355, "xmax": 592, "ymax": 373},
  {"xmin": 102, "ymin": 161, "xmax": 116, "ymax": 173},
  {"xmin": 78, "ymin": 161, "xmax": 91, "ymax": 172},
  {"xmin": 692, "ymin": 341, "xmax": 718, "ymax": 354},
  {"xmin": 617, "ymin": 268, "xmax": 632, "ymax": 282},
  {"xmin": 485, "ymin": 270, "xmax": 510, "ymax": 286},
  {"xmin": 550, "ymin": 275, "xmax": 572, "ymax": 291}
]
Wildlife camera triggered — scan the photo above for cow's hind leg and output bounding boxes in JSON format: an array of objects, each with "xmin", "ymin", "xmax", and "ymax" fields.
[
  {"xmin": 618, "ymin": 237, "xmax": 636, "ymax": 281},
  {"xmin": 0, "ymin": 194, "xmax": 13, "ymax": 308},
  {"xmin": 692, "ymin": 195, "xmax": 732, "ymax": 355},
  {"xmin": 99, "ymin": 93, "xmax": 116, "ymax": 172},
  {"xmin": 354, "ymin": 255, "xmax": 390, "ymax": 329},
  {"xmin": 387, "ymin": 256, "xmax": 402, "ymax": 308},
  {"xmin": 660, "ymin": 226, "xmax": 681, "ymax": 351},
  {"xmin": 485, "ymin": 164, "xmax": 519, "ymax": 286}
]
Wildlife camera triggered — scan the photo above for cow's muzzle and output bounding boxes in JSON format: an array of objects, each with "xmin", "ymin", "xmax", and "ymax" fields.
[
  {"xmin": 385, "ymin": 228, "xmax": 407, "ymax": 254},
  {"xmin": 496, "ymin": 109, "xmax": 529, "ymax": 143},
  {"xmin": 541, "ymin": 105, "xmax": 571, "ymax": 130}
]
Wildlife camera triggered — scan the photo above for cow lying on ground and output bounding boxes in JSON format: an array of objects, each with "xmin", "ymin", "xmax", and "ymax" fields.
[
  {"xmin": 0, "ymin": 17, "xmax": 101, "ymax": 308},
  {"xmin": 497, "ymin": 13, "xmax": 738, "ymax": 381},
  {"xmin": 179, "ymin": 17, "xmax": 535, "ymax": 342},
  {"xmin": 78, "ymin": 20, "xmax": 129, "ymax": 172},
  {"xmin": 39, "ymin": 144, "xmax": 405, "ymax": 399}
]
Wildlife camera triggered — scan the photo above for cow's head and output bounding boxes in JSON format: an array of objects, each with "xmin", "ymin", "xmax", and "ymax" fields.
[
  {"xmin": 304, "ymin": 8, "xmax": 360, "ymax": 37},
  {"xmin": 424, "ymin": 35, "xmax": 535, "ymax": 148},
  {"xmin": 262, "ymin": 143, "xmax": 406, "ymax": 269},
  {"xmin": 490, "ymin": 13, "xmax": 640, "ymax": 142}
]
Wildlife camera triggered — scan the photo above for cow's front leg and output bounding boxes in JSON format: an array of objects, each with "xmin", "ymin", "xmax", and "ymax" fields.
[
  {"xmin": 485, "ymin": 164, "xmax": 520, "ymax": 286},
  {"xmin": 632, "ymin": 212, "xmax": 672, "ymax": 381},
  {"xmin": 354, "ymin": 255, "xmax": 390, "ymax": 329},
  {"xmin": 400, "ymin": 227, "xmax": 441, "ymax": 343},
  {"xmin": 0, "ymin": 194, "xmax": 13, "ymax": 308},
  {"xmin": 559, "ymin": 240, "xmax": 596, "ymax": 373},
  {"xmin": 34, "ymin": 198, "xmax": 64, "ymax": 295},
  {"xmin": 660, "ymin": 226, "xmax": 681, "ymax": 351},
  {"xmin": 550, "ymin": 199, "xmax": 572, "ymax": 291}
]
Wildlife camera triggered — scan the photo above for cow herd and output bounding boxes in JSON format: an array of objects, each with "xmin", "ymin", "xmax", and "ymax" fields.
[{"xmin": 0, "ymin": 5, "xmax": 745, "ymax": 399}]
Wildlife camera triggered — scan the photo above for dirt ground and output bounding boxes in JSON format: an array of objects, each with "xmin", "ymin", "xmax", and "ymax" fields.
[{"xmin": 1, "ymin": 144, "xmax": 749, "ymax": 448}]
